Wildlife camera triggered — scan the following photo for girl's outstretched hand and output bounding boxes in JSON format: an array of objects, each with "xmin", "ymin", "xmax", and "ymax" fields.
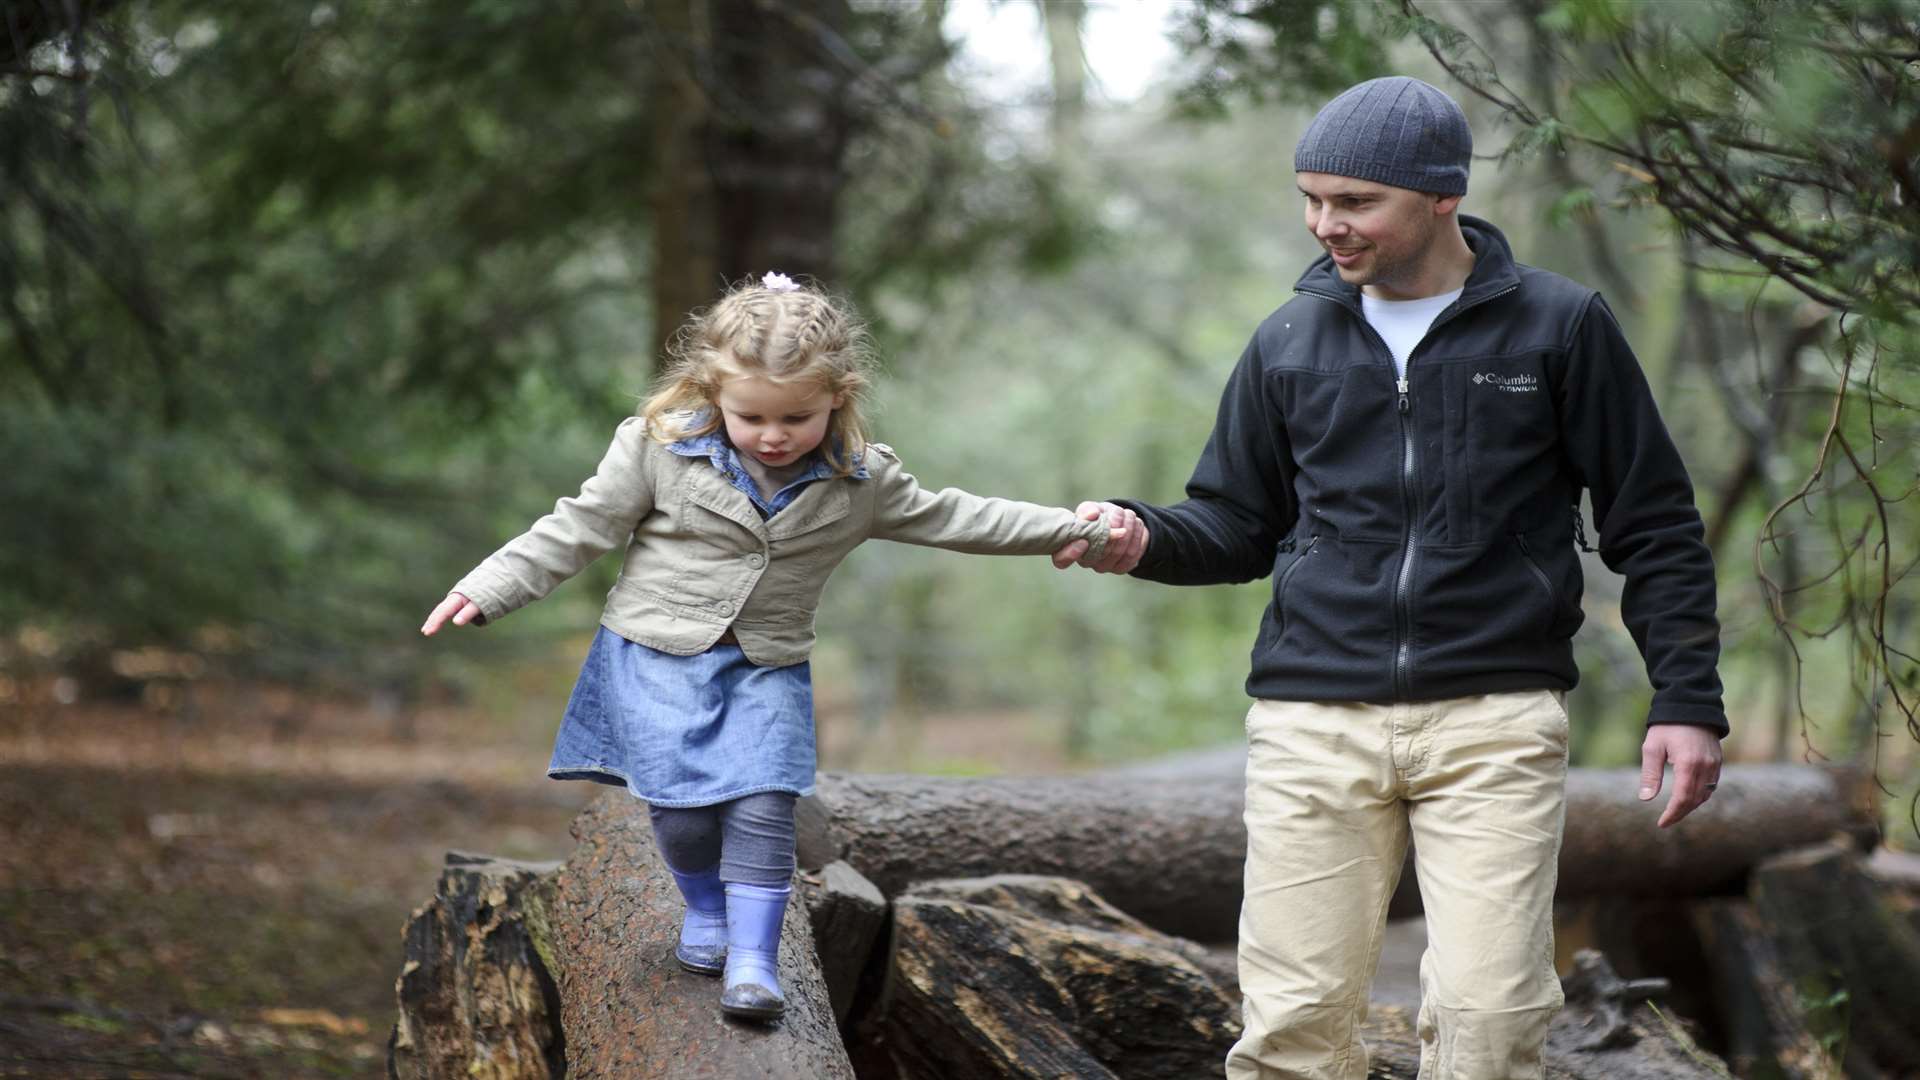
[{"xmin": 421, "ymin": 592, "xmax": 482, "ymax": 636}]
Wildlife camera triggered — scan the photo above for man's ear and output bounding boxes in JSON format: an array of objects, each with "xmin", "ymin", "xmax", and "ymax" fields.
[{"xmin": 1433, "ymin": 192, "xmax": 1464, "ymax": 217}]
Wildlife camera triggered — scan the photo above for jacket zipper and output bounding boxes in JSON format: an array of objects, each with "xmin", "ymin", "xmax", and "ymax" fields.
[
  {"xmin": 1298, "ymin": 282, "xmax": 1519, "ymax": 699},
  {"xmin": 1393, "ymin": 377, "xmax": 1417, "ymax": 697}
]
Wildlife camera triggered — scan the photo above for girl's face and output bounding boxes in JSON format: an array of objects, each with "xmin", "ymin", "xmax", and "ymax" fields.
[{"xmin": 715, "ymin": 376, "xmax": 842, "ymax": 467}]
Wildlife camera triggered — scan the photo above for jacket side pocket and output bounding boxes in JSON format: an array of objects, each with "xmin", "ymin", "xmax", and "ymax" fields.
[
  {"xmin": 1514, "ymin": 533, "xmax": 1558, "ymax": 639},
  {"xmin": 1274, "ymin": 534, "xmax": 1320, "ymax": 639}
]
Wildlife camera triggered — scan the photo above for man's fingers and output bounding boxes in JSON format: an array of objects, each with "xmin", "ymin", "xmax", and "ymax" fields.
[
  {"xmin": 1660, "ymin": 758, "xmax": 1721, "ymax": 828},
  {"xmin": 1657, "ymin": 784, "xmax": 1704, "ymax": 829},
  {"xmin": 1075, "ymin": 501, "xmax": 1103, "ymax": 520},
  {"xmin": 1637, "ymin": 742, "xmax": 1666, "ymax": 801}
]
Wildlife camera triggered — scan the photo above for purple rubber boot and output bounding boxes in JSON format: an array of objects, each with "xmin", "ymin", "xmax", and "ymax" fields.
[
  {"xmin": 667, "ymin": 866, "xmax": 727, "ymax": 976},
  {"xmin": 720, "ymin": 882, "xmax": 789, "ymax": 1021}
]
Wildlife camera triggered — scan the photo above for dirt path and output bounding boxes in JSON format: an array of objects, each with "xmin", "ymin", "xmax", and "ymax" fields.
[{"xmin": 0, "ymin": 687, "xmax": 592, "ymax": 1077}]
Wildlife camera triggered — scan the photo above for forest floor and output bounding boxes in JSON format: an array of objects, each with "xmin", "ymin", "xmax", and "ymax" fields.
[{"xmin": 0, "ymin": 670, "xmax": 1094, "ymax": 1078}]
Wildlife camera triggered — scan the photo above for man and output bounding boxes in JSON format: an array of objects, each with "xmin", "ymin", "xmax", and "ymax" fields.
[{"xmin": 1055, "ymin": 76, "xmax": 1726, "ymax": 1079}]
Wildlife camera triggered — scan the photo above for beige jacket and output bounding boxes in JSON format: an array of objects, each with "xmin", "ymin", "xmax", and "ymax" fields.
[{"xmin": 451, "ymin": 417, "xmax": 1110, "ymax": 667}]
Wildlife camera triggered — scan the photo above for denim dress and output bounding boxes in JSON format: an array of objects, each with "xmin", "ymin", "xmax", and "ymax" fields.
[{"xmin": 545, "ymin": 433, "xmax": 865, "ymax": 808}]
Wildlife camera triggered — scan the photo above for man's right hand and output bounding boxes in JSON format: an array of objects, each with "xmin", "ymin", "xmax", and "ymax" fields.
[
  {"xmin": 1052, "ymin": 501, "xmax": 1147, "ymax": 574},
  {"xmin": 421, "ymin": 592, "xmax": 482, "ymax": 636}
]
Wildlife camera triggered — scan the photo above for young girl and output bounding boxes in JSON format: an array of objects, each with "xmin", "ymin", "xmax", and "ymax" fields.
[{"xmin": 420, "ymin": 273, "xmax": 1121, "ymax": 1023}]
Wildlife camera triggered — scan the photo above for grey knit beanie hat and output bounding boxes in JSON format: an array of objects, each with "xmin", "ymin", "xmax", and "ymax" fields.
[{"xmin": 1294, "ymin": 76, "xmax": 1472, "ymax": 196}]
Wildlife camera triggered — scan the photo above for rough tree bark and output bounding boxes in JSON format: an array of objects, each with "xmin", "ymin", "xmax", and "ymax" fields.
[
  {"xmin": 546, "ymin": 795, "xmax": 854, "ymax": 1078},
  {"xmin": 388, "ymin": 853, "xmax": 565, "ymax": 1080},
  {"xmin": 797, "ymin": 759, "xmax": 1875, "ymax": 941},
  {"xmin": 880, "ymin": 874, "xmax": 1240, "ymax": 1080},
  {"xmin": 864, "ymin": 874, "xmax": 1731, "ymax": 1080},
  {"xmin": 1693, "ymin": 837, "xmax": 1920, "ymax": 1078}
]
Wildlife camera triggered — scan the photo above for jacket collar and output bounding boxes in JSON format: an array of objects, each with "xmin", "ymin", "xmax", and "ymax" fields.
[
  {"xmin": 1292, "ymin": 214, "xmax": 1521, "ymax": 312},
  {"xmin": 666, "ymin": 420, "xmax": 869, "ymax": 521},
  {"xmin": 663, "ymin": 411, "xmax": 871, "ymax": 481}
]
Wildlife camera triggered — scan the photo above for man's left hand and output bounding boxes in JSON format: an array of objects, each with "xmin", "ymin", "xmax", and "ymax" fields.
[{"xmin": 1637, "ymin": 724, "xmax": 1724, "ymax": 829}]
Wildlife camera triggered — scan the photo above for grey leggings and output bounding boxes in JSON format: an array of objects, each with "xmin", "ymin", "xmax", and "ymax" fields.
[{"xmin": 647, "ymin": 791, "xmax": 796, "ymax": 888}]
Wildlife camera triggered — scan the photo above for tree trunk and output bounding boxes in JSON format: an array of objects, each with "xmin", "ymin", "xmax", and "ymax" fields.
[
  {"xmin": 387, "ymin": 853, "xmax": 565, "ymax": 1080},
  {"xmin": 796, "ymin": 759, "xmax": 1875, "ymax": 941},
  {"xmin": 645, "ymin": 0, "xmax": 721, "ymax": 378},
  {"xmin": 646, "ymin": 0, "xmax": 856, "ymax": 372}
]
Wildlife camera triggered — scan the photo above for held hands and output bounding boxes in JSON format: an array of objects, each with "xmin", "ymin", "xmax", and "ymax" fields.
[
  {"xmin": 1052, "ymin": 501, "xmax": 1147, "ymax": 574},
  {"xmin": 1637, "ymin": 723, "xmax": 1724, "ymax": 828},
  {"xmin": 420, "ymin": 592, "xmax": 482, "ymax": 636}
]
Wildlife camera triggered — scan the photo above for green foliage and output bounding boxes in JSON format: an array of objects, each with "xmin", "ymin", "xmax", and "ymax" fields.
[
  {"xmin": 1169, "ymin": 1, "xmax": 1398, "ymax": 119},
  {"xmin": 0, "ymin": 0, "xmax": 661, "ymax": 681}
]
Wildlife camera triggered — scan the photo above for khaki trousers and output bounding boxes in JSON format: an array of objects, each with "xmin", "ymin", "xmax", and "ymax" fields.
[{"xmin": 1224, "ymin": 691, "xmax": 1569, "ymax": 1080}]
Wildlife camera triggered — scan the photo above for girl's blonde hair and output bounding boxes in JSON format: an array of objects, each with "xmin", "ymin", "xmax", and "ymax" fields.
[{"xmin": 641, "ymin": 276, "xmax": 877, "ymax": 475}]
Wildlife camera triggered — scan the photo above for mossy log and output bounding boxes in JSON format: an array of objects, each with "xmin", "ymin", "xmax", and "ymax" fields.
[{"xmin": 1693, "ymin": 837, "xmax": 1920, "ymax": 1079}]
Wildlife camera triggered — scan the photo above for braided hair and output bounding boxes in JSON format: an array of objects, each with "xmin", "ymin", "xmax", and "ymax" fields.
[{"xmin": 641, "ymin": 276, "xmax": 878, "ymax": 475}]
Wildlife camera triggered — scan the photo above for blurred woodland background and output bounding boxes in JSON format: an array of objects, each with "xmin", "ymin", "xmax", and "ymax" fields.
[{"xmin": 2, "ymin": 0, "xmax": 1917, "ymax": 1074}]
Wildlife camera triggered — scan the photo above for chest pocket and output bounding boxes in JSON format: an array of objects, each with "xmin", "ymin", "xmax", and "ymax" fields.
[
  {"xmin": 1437, "ymin": 354, "xmax": 1563, "ymax": 543},
  {"xmin": 662, "ymin": 471, "xmax": 765, "ymax": 608}
]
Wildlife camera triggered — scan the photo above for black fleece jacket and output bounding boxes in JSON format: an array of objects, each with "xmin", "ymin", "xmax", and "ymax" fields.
[{"xmin": 1118, "ymin": 217, "xmax": 1726, "ymax": 734}]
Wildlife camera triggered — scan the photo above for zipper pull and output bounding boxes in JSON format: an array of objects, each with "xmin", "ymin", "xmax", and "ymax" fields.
[{"xmin": 1396, "ymin": 377, "xmax": 1410, "ymax": 414}]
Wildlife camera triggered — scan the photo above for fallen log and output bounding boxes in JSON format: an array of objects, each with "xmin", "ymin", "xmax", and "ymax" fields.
[
  {"xmin": 863, "ymin": 871, "xmax": 1731, "ymax": 1080},
  {"xmin": 879, "ymin": 874, "xmax": 1240, "ymax": 1079},
  {"xmin": 393, "ymin": 759, "xmax": 1866, "ymax": 1075},
  {"xmin": 795, "ymin": 761, "xmax": 1873, "ymax": 941},
  {"xmin": 544, "ymin": 795, "xmax": 853, "ymax": 1078},
  {"xmin": 1691, "ymin": 837, "xmax": 1920, "ymax": 1079}
]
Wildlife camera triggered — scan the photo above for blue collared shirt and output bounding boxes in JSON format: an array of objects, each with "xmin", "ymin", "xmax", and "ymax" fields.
[{"xmin": 666, "ymin": 429, "xmax": 868, "ymax": 518}]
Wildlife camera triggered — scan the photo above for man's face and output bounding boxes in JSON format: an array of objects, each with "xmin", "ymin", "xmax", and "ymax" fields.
[{"xmin": 1297, "ymin": 172, "xmax": 1458, "ymax": 298}]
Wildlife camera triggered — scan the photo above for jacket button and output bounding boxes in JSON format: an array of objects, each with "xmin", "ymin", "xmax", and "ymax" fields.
[
  {"xmin": 715, "ymin": 601, "xmax": 734, "ymax": 617},
  {"xmin": 747, "ymin": 553, "xmax": 765, "ymax": 569}
]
